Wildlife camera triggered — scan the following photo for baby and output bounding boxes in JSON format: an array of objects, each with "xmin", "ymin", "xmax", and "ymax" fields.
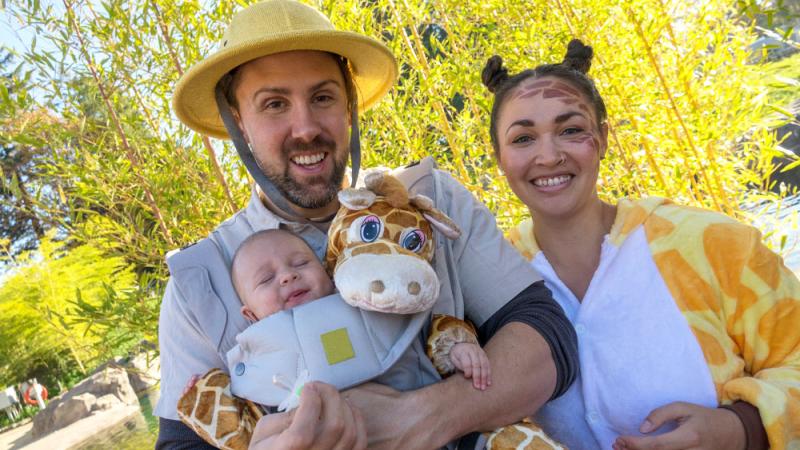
[{"xmin": 230, "ymin": 228, "xmax": 491, "ymax": 390}]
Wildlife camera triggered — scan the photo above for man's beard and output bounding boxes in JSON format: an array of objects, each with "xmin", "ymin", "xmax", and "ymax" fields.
[{"xmin": 259, "ymin": 136, "xmax": 347, "ymax": 210}]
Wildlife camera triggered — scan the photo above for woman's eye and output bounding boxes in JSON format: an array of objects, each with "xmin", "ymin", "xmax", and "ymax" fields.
[
  {"xmin": 360, "ymin": 215, "xmax": 383, "ymax": 242},
  {"xmin": 512, "ymin": 135, "xmax": 533, "ymax": 144},
  {"xmin": 562, "ymin": 127, "xmax": 583, "ymax": 135},
  {"xmin": 400, "ymin": 229, "xmax": 426, "ymax": 253}
]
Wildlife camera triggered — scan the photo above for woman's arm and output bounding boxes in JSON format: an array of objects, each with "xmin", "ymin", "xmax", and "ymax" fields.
[{"xmin": 635, "ymin": 213, "xmax": 800, "ymax": 449}]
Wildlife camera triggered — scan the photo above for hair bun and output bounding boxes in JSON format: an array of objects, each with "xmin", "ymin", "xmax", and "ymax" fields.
[
  {"xmin": 481, "ymin": 55, "xmax": 509, "ymax": 94},
  {"xmin": 562, "ymin": 39, "xmax": 593, "ymax": 74}
]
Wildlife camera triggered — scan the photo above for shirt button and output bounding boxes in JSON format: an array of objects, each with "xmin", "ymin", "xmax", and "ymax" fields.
[
  {"xmin": 235, "ymin": 362, "xmax": 246, "ymax": 376},
  {"xmin": 575, "ymin": 324, "xmax": 586, "ymax": 335},
  {"xmin": 587, "ymin": 412, "xmax": 599, "ymax": 423}
]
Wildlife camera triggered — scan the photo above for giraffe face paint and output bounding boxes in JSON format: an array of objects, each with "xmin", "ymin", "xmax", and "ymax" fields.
[{"xmin": 497, "ymin": 76, "xmax": 608, "ymax": 220}]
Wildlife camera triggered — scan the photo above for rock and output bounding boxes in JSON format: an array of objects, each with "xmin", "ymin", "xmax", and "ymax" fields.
[
  {"xmin": 125, "ymin": 353, "xmax": 160, "ymax": 394},
  {"xmin": 93, "ymin": 394, "xmax": 122, "ymax": 411},
  {"xmin": 50, "ymin": 393, "xmax": 96, "ymax": 430},
  {"xmin": 31, "ymin": 366, "xmax": 139, "ymax": 438}
]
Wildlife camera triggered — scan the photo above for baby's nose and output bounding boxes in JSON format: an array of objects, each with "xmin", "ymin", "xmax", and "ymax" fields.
[{"xmin": 280, "ymin": 272, "xmax": 299, "ymax": 285}]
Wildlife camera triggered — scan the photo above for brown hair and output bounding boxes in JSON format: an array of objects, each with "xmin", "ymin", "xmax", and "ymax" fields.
[
  {"xmin": 481, "ymin": 39, "xmax": 607, "ymax": 157},
  {"xmin": 217, "ymin": 53, "xmax": 357, "ymax": 115}
]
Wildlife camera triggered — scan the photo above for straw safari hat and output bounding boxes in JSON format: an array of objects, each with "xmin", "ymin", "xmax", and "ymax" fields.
[{"xmin": 173, "ymin": 0, "xmax": 398, "ymax": 139}]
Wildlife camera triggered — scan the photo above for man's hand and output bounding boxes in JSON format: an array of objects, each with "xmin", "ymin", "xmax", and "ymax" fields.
[
  {"xmin": 612, "ymin": 402, "xmax": 746, "ymax": 450},
  {"xmin": 345, "ymin": 322, "xmax": 557, "ymax": 450},
  {"xmin": 450, "ymin": 342, "xmax": 492, "ymax": 390},
  {"xmin": 249, "ymin": 382, "xmax": 366, "ymax": 450},
  {"xmin": 343, "ymin": 382, "xmax": 421, "ymax": 450}
]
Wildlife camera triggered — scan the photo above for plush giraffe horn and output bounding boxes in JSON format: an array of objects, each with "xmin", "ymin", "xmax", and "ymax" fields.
[
  {"xmin": 410, "ymin": 194, "xmax": 461, "ymax": 240},
  {"xmin": 338, "ymin": 187, "xmax": 376, "ymax": 210},
  {"xmin": 365, "ymin": 171, "xmax": 409, "ymax": 207}
]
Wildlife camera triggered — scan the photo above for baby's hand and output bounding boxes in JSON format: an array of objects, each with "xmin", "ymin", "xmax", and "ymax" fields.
[
  {"xmin": 182, "ymin": 374, "xmax": 201, "ymax": 396},
  {"xmin": 449, "ymin": 343, "xmax": 491, "ymax": 390}
]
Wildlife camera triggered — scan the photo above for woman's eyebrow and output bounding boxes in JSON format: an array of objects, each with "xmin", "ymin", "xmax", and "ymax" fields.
[
  {"xmin": 554, "ymin": 111, "xmax": 585, "ymax": 124},
  {"xmin": 506, "ymin": 119, "xmax": 535, "ymax": 135}
]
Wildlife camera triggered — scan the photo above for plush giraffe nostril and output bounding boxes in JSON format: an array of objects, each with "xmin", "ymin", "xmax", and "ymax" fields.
[
  {"xmin": 370, "ymin": 280, "xmax": 385, "ymax": 293},
  {"xmin": 408, "ymin": 281, "xmax": 421, "ymax": 295}
]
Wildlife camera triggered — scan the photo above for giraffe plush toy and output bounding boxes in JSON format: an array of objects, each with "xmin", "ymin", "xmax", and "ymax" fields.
[{"xmin": 325, "ymin": 170, "xmax": 460, "ymax": 314}]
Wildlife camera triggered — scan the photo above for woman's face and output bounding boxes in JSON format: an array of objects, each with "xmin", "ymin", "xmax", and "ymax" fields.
[{"xmin": 496, "ymin": 76, "xmax": 608, "ymax": 220}]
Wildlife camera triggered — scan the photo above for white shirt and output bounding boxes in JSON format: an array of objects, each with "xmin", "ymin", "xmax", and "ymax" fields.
[{"xmin": 532, "ymin": 227, "xmax": 717, "ymax": 449}]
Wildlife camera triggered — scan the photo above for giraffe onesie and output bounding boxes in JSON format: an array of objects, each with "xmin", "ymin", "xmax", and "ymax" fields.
[{"xmin": 508, "ymin": 196, "xmax": 800, "ymax": 449}]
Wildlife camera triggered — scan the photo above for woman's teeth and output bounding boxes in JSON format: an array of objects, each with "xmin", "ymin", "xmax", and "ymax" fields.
[
  {"xmin": 534, "ymin": 175, "xmax": 571, "ymax": 187},
  {"xmin": 292, "ymin": 153, "xmax": 325, "ymax": 165}
]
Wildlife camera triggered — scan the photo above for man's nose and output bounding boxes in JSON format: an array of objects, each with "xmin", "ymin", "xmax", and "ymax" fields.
[{"xmin": 289, "ymin": 104, "xmax": 322, "ymax": 143}]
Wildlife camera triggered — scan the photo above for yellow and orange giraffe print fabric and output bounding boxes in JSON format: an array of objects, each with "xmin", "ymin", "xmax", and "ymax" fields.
[{"xmin": 508, "ymin": 197, "xmax": 800, "ymax": 449}]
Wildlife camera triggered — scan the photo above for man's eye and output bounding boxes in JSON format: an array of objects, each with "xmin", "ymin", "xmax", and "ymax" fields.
[
  {"xmin": 263, "ymin": 100, "xmax": 285, "ymax": 110},
  {"xmin": 314, "ymin": 94, "xmax": 334, "ymax": 103}
]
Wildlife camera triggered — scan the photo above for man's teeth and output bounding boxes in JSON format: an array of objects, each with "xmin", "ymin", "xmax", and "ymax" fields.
[
  {"xmin": 292, "ymin": 153, "xmax": 325, "ymax": 165},
  {"xmin": 534, "ymin": 175, "xmax": 571, "ymax": 187}
]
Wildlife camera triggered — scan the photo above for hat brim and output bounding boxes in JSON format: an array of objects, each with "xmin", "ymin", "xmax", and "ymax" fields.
[{"xmin": 173, "ymin": 30, "xmax": 398, "ymax": 139}]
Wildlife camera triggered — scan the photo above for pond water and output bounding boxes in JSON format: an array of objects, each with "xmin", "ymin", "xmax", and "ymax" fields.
[
  {"xmin": 750, "ymin": 193, "xmax": 800, "ymax": 272},
  {"xmin": 77, "ymin": 390, "xmax": 158, "ymax": 449}
]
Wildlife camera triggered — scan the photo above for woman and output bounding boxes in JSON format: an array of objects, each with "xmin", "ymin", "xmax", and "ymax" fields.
[{"xmin": 481, "ymin": 40, "xmax": 800, "ymax": 450}]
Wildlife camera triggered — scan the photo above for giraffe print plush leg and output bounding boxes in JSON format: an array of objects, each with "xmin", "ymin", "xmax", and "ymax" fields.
[
  {"xmin": 177, "ymin": 368, "xmax": 264, "ymax": 450},
  {"xmin": 485, "ymin": 419, "xmax": 568, "ymax": 450}
]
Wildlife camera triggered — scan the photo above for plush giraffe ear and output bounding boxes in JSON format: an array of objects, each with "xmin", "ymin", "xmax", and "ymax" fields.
[
  {"xmin": 338, "ymin": 188, "xmax": 376, "ymax": 210},
  {"xmin": 410, "ymin": 194, "xmax": 461, "ymax": 240},
  {"xmin": 365, "ymin": 171, "xmax": 409, "ymax": 207}
]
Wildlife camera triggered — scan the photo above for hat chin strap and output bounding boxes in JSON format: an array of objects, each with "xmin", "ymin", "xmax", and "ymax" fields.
[{"xmin": 214, "ymin": 86, "xmax": 360, "ymax": 221}]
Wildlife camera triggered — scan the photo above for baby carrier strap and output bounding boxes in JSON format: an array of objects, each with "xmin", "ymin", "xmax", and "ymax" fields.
[{"xmin": 166, "ymin": 237, "xmax": 250, "ymax": 361}]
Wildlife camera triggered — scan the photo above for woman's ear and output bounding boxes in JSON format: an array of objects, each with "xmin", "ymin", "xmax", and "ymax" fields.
[
  {"xmin": 599, "ymin": 122, "xmax": 609, "ymax": 160},
  {"xmin": 241, "ymin": 305, "xmax": 258, "ymax": 322}
]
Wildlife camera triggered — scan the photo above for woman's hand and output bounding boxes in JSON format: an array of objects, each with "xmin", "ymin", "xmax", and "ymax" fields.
[
  {"xmin": 249, "ymin": 382, "xmax": 366, "ymax": 450},
  {"xmin": 612, "ymin": 401, "xmax": 745, "ymax": 450}
]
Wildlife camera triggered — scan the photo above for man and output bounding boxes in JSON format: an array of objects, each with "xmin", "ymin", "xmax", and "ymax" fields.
[{"xmin": 156, "ymin": 1, "xmax": 578, "ymax": 448}]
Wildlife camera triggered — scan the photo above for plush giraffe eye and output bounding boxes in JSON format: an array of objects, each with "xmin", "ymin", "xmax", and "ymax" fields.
[
  {"xmin": 400, "ymin": 229, "xmax": 426, "ymax": 253},
  {"xmin": 359, "ymin": 215, "xmax": 383, "ymax": 243}
]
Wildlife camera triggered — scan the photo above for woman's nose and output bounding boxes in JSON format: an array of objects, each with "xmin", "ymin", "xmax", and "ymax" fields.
[{"xmin": 533, "ymin": 135, "xmax": 564, "ymax": 166}]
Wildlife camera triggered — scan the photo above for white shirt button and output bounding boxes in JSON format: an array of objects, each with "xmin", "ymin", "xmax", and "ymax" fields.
[{"xmin": 575, "ymin": 324, "xmax": 586, "ymax": 335}]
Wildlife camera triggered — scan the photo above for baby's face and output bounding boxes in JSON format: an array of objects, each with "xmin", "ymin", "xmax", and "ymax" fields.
[{"xmin": 235, "ymin": 234, "xmax": 334, "ymax": 321}]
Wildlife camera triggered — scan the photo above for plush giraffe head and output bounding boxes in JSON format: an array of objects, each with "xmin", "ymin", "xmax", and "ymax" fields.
[{"xmin": 325, "ymin": 171, "xmax": 461, "ymax": 314}]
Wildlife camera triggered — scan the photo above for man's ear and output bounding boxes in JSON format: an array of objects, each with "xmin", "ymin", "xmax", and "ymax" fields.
[
  {"xmin": 599, "ymin": 122, "xmax": 609, "ymax": 160},
  {"xmin": 241, "ymin": 305, "xmax": 258, "ymax": 322},
  {"xmin": 233, "ymin": 110, "xmax": 250, "ymax": 144}
]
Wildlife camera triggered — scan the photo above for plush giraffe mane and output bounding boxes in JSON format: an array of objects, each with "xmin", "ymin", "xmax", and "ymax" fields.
[{"xmin": 325, "ymin": 171, "xmax": 460, "ymax": 314}]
